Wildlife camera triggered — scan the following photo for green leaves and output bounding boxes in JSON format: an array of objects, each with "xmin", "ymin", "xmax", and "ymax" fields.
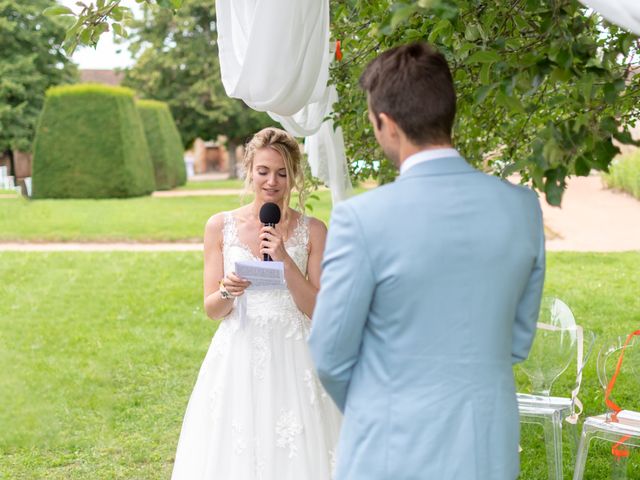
[
  {"xmin": 391, "ymin": 4, "xmax": 418, "ymax": 29},
  {"xmin": 43, "ymin": 5, "xmax": 73, "ymax": 16},
  {"xmin": 330, "ymin": 0, "xmax": 640, "ymax": 205},
  {"xmin": 47, "ymin": 0, "xmax": 170, "ymax": 54},
  {"xmin": 466, "ymin": 50, "xmax": 500, "ymax": 64},
  {"xmin": 1, "ymin": 0, "xmax": 77, "ymax": 154},
  {"xmin": 543, "ymin": 167, "xmax": 567, "ymax": 207}
]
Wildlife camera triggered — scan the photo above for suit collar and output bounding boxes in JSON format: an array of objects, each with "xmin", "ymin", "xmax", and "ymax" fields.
[
  {"xmin": 397, "ymin": 153, "xmax": 476, "ymax": 179},
  {"xmin": 400, "ymin": 148, "xmax": 460, "ymax": 175}
]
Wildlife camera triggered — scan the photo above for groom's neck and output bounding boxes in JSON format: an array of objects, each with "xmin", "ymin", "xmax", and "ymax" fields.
[{"xmin": 397, "ymin": 140, "xmax": 453, "ymax": 168}]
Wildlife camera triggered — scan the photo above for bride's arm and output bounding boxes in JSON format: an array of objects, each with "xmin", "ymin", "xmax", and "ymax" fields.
[
  {"xmin": 203, "ymin": 214, "xmax": 236, "ymax": 320},
  {"xmin": 276, "ymin": 217, "xmax": 327, "ymax": 318}
]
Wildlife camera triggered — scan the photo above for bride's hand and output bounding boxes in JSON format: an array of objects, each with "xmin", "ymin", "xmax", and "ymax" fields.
[
  {"xmin": 221, "ymin": 272, "xmax": 251, "ymax": 297},
  {"xmin": 260, "ymin": 225, "xmax": 290, "ymax": 262}
]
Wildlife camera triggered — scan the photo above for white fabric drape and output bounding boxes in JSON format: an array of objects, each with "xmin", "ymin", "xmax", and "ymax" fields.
[
  {"xmin": 270, "ymin": 86, "xmax": 351, "ymax": 204},
  {"xmin": 579, "ymin": 0, "xmax": 640, "ymax": 34},
  {"xmin": 216, "ymin": 0, "xmax": 352, "ymax": 203}
]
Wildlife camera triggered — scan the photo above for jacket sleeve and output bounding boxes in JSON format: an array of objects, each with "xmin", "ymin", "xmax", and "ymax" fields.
[
  {"xmin": 308, "ymin": 201, "xmax": 375, "ymax": 412},
  {"xmin": 512, "ymin": 197, "xmax": 546, "ymax": 364}
]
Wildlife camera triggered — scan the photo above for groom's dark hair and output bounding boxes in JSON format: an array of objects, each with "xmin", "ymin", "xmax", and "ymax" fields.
[{"xmin": 359, "ymin": 42, "xmax": 456, "ymax": 146}]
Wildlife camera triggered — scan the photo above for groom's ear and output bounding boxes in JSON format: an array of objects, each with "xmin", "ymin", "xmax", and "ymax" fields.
[{"xmin": 379, "ymin": 112, "xmax": 400, "ymax": 139}]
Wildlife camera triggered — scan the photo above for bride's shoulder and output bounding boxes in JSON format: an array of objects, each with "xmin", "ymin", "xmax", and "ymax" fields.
[
  {"xmin": 305, "ymin": 215, "xmax": 326, "ymax": 229},
  {"xmin": 305, "ymin": 215, "xmax": 327, "ymax": 238},
  {"xmin": 206, "ymin": 207, "xmax": 246, "ymax": 228},
  {"xmin": 205, "ymin": 208, "xmax": 241, "ymax": 237}
]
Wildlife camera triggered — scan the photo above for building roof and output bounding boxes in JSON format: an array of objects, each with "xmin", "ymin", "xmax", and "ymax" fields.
[{"xmin": 79, "ymin": 69, "xmax": 124, "ymax": 86}]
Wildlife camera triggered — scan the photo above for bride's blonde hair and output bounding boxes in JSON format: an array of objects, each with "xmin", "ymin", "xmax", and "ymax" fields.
[{"xmin": 242, "ymin": 127, "xmax": 306, "ymax": 223}]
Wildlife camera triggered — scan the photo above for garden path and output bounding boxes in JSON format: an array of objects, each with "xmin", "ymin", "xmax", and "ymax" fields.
[{"xmin": 540, "ymin": 174, "xmax": 640, "ymax": 252}]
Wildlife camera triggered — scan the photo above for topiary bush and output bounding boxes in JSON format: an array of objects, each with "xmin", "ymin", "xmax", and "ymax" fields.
[
  {"xmin": 32, "ymin": 84, "xmax": 155, "ymax": 199},
  {"xmin": 136, "ymin": 99, "xmax": 186, "ymax": 190}
]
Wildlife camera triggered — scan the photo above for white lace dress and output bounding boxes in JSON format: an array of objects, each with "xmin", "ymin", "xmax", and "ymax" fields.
[{"xmin": 171, "ymin": 212, "xmax": 342, "ymax": 480}]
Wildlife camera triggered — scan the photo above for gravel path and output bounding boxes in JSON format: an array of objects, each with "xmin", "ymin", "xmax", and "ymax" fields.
[{"xmin": 540, "ymin": 175, "xmax": 640, "ymax": 252}]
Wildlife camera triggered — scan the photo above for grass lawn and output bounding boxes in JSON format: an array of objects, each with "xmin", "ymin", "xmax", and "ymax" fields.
[
  {"xmin": 0, "ymin": 189, "xmax": 361, "ymax": 243},
  {"xmin": 1, "ymin": 251, "xmax": 639, "ymax": 478}
]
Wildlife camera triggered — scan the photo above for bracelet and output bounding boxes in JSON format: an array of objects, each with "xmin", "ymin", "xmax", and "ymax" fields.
[{"xmin": 219, "ymin": 280, "xmax": 232, "ymax": 300}]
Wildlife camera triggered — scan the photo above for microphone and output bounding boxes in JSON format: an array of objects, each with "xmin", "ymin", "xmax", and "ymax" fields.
[{"xmin": 259, "ymin": 202, "xmax": 281, "ymax": 261}]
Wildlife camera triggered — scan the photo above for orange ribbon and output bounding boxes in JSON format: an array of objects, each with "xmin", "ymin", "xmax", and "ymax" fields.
[{"xmin": 604, "ymin": 329, "xmax": 640, "ymax": 458}]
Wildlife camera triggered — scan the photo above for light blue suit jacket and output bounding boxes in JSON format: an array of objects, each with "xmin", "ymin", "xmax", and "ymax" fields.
[{"xmin": 309, "ymin": 154, "xmax": 545, "ymax": 480}]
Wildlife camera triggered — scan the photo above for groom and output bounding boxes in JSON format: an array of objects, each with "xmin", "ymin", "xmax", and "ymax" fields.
[{"xmin": 309, "ymin": 42, "xmax": 545, "ymax": 480}]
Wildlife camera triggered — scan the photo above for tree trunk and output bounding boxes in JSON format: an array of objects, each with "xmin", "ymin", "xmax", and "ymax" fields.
[{"xmin": 227, "ymin": 139, "xmax": 238, "ymax": 179}]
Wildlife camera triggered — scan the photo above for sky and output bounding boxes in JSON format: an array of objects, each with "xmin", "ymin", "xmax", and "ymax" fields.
[{"xmin": 59, "ymin": 0, "xmax": 140, "ymax": 70}]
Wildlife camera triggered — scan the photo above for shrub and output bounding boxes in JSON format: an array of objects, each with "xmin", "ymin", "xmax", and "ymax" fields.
[
  {"xmin": 32, "ymin": 84, "xmax": 155, "ymax": 199},
  {"xmin": 136, "ymin": 100, "xmax": 186, "ymax": 190},
  {"xmin": 603, "ymin": 150, "xmax": 640, "ymax": 199}
]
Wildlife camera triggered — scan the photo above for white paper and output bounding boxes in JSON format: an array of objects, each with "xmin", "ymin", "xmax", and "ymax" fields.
[{"xmin": 235, "ymin": 260, "xmax": 287, "ymax": 290}]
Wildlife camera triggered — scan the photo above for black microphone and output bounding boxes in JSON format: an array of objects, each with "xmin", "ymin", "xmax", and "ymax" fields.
[{"xmin": 259, "ymin": 202, "xmax": 281, "ymax": 261}]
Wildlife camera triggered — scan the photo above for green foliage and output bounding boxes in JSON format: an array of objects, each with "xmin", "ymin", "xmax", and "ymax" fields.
[
  {"xmin": 603, "ymin": 150, "xmax": 640, "ymax": 199},
  {"xmin": 32, "ymin": 84, "xmax": 156, "ymax": 199},
  {"xmin": 331, "ymin": 0, "xmax": 640, "ymax": 204},
  {"xmin": 0, "ymin": 0, "xmax": 77, "ymax": 154},
  {"xmin": 44, "ymin": 0, "xmax": 191, "ymax": 55},
  {"xmin": 137, "ymin": 99, "xmax": 186, "ymax": 190},
  {"xmin": 122, "ymin": 0, "xmax": 276, "ymax": 148},
  {"xmin": 45, "ymin": 0, "xmax": 136, "ymax": 55},
  {"xmin": 51, "ymin": 0, "xmax": 640, "ymax": 204}
]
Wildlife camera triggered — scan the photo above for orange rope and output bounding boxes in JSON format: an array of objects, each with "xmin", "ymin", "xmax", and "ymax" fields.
[{"xmin": 603, "ymin": 329, "xmax": 640, "ymax": 458}]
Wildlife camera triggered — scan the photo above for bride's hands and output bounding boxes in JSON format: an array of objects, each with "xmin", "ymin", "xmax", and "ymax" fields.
[{"xmin": 260, "ymin": 226, "xmax": 290, "ymax": 262}]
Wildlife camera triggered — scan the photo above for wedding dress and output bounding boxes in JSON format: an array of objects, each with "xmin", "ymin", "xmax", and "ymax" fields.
[{"xmin": 171, "ymin": 212, "xmax": 341, "ymax": 480}]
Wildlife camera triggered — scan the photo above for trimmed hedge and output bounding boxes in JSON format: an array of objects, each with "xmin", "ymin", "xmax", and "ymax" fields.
[
  {"xmin": 603, "ymin": 150, "xmax": 640, "ymax": 199},
  {"xmin": 32, "ymin": 84, "xmax": 155, "ymax": 199},
  {"xmin": 136, "ymin": 99, "xmax": 186, "ymax": 190}
]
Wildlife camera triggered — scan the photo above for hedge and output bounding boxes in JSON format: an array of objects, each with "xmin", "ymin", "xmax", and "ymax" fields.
[
  {"xmin": 136, "ymin": 99, "xmax": 186, "ymax": 190},
  {"xmin": 32, "ymin": 84, "xmax": 155, "ymax": 199}
]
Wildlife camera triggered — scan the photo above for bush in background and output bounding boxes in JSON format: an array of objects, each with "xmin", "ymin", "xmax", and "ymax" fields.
[
  {"xmin": 603, "ymin": 150, "xmax": 640, "ymax": 200},
  {"xmin": 32, "ymin": 84, "xmax": 155, "ymax": 199},
  {"xmin": 136, "ymin": 99, "xmax": 186, "ymax": 190}
]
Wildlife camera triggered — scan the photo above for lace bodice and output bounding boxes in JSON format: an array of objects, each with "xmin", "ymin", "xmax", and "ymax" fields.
[
  {"xmin": 222, "ymin": 211, "xmax": 310, "ymax": 276},
  {"xmin": 220, "ymin": 212, "xmax": 311, "ymax": 331}
]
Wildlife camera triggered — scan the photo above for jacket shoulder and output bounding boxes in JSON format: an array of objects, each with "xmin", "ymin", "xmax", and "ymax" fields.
[{"xmin": 339, "ymin": 182, "xmax": 397, "ymax": 213}]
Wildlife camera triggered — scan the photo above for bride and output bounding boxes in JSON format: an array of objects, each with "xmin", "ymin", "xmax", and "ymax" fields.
[{"xmin": 171, "ymin": 127, "xmax": 341, "ymax": 479}]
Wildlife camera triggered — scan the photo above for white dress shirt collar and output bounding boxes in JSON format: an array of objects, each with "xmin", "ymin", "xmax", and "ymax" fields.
[{"xmin": 399, "ymin": 148, "xmax": 461, "ymax": 176}]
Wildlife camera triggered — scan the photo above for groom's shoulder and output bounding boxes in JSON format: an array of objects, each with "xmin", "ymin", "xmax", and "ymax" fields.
[
  {"xmin": 497, "ymin": 177, "xmax": 540, "ymax": 206},
  {"xmin": 339, "ymin": 182, "xmax": 397, "ymax": 215}
]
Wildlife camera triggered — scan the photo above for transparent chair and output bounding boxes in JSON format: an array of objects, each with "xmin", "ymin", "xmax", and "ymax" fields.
[
  {"xmin": 573, "ymin": 331, "xmax": 640, "ymax": 480},
  {"xmin": 517, "ymin": 297, "xmax": 596, "ymax": 480}
]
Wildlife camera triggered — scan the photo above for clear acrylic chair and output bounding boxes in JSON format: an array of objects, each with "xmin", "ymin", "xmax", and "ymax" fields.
[
  {"xmin": 573, "ymin": 331, "xmax": 640, "ymax": 480},
  {"xmin": 517, "ymin": 297, "xmax": 596, "ymax": 480}
]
